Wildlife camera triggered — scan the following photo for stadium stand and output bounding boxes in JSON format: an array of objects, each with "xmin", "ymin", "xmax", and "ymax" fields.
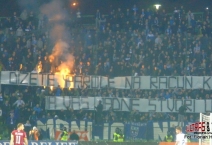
[{"xmin": 0, "ymin": 1, "xmax": 211, "ymax": 141}]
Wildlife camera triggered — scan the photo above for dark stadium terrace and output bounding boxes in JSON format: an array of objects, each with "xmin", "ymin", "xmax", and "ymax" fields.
[{"xmin": 0, "ymin": 0, "xmax": 211, "ymax": 144}]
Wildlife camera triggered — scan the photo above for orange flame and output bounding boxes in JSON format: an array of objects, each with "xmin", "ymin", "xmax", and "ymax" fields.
[
  {"xmin": 55, "ymin": 61, "xmax": 73, "ymax": 88},
  {"xmin": 58, "ymin": 62, "xmax": 71, "ymax": 75},
  {"xmin": 37, "ymin": 61, "xmax": 42, "ymax": 73},
  {"xmin": 49, "ymin": 40, "xmax": 74, "ymax": 88}
]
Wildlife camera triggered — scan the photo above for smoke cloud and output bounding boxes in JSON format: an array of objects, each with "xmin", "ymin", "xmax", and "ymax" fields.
[
  {"xmin": 19, "ymin": 0, "xmax": 74, "ymax": 74},
  {"xmin": 40, "ymin": 0, "xmax": 75, "ymax": 74}
]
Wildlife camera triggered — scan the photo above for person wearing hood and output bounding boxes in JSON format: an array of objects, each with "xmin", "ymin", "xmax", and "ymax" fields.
[{"xmin": 29, "ymin": 126, "xmax": 40, "ymax": 141}]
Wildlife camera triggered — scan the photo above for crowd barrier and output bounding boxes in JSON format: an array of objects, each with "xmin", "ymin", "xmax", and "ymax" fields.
[
  {"xmin": 0, "ymin": 141, "xmax": 158, "ymax": 145},
  {"xmin": 0, "ymin": 141, "xmax": 78, "ymax": 145}
]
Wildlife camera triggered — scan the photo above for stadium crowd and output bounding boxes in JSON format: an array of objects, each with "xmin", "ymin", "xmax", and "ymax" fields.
[{"xmin": 0, "ymin": 3, "xmax": 211, "ymax": 139}]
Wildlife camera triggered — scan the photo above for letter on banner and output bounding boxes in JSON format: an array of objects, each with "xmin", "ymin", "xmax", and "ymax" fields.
[
  {"xmin": 149, "ymin": 99, "xmax": 156, "ymax": 112},
  {"xmin": 36, "ymin": 119, "xmax": 54, "ymax": 138},
  {"xmin": 44, "ymin": 97, "xmax": 208, "ymax": 113},
  {"xmin": 4, "ymin": 71, "xmax": 212, "ymax": 89},
  {"xmin": 125, "ymin": 77, "xmax": 131, "ymax": 89},
  {"xmin": 112, "ymin": 98, "xmax": 120, "ymax": 111},
  {"xmin": 29, "ymin": 73, "xmax": 37, "ymax": 85},
  {"xmin": 68, "ymin": 142, "xmax": 77, "ymax": 145},
  {"xmin": 31, "ymin": 142, "xmax": 39, "ymax": 145},
  {"xmin": 130, "ymin": 99, "xmax": 140, "ymax": 111},
  {"xmin": 9, "ymin": 72, "xmax": 17, "ymax": 84},
  {"xmin": 205, "ymin": 99, "xmax": 212, "ymax": 112},
  {"xmin": 60, "ymin": 143, "xmax": 67, "ymax": 145},
  {"xmin": 150, "ymin": 76, "xmax": 158, "ymax": 89},
  {"xmin": 175, "ymin": 100, "xmax": 183, "ymax": 111},
  {"xmin": 81, "ymin": 97, "xmax": 89, "ymax": 109},
  {"xmin": 91, "ymin": 76, "xmax": 99, "ymax": 88},
  {"xmin": 72, "ymin": 97, "xmax": 80, "ymax": 110},
  {"xmin": 108, "ymin": 77, "xmax": 114, "ymax": 88},
  {"xmin": 185, "ymin": 76, "xmax": 192, "ymax": 89},
  {"xmin": 47, "ymin": 74, "xmax": 54, "ymax": 86},
  {"xmin": 63, "ymin": 96, "xmax": 72, "ymax": 109},
  {"xmin": 132, "ymin": 76, "xmax": 140, "ymax": 89},
  {"xmin": 2, "ymin": 142, "xmax": 9, "ymax": 145},
  {"xmin": 74, "ymin": 76, "xmax": 82, "ymax": 88},
  {"xmin": 40, "ymin": 142, "xmax": 47, "ymax": 145},
  {"xmin": 177, "ymin": 76, "xmax": 184, "ymax": 89},
  {"xmin": 83, "ymin": 76, "xmax": 90, "ymax": 88},
  {"xmin": 203, "ymin": 76, "xmax": 211, "ymax": 89},
  {"xmin": 184, "ymin": 100, "xmax": 192, "ymax": 112},
  {"xmin": 168, "ymin": 77, "xmax": 176, "ymax": 89},
  {"xmin": 103, "ymin": 123, "xmax": 109, "ymax": 140},
  {"xmin": 159, "ymin": 77, "xmax": 167, "ymax": 89},
  {"xmin": 167, "ymin": 99, "xmax": 174, "ymax": 112},
  {"xmin": 64, "ymin": 75, "xmax": 74, "ymax": 88},
  {"xmin": 20, "ymin": 73, "xmax": 29, "ymax": 85},
  {"xmin": 121, "ymin": 98, "xmax": 130, "ymax": 111},
  {"xmin": 103, "ymin": 98, "xmax": 112, "ymax": 110}
]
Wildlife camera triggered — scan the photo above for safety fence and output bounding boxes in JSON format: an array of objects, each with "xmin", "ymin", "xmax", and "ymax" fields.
[
  {"xmin": 34, "ymin": 120, "xmax": 198, "ymax": 142},
  {"xmin": 0, "ymin": 117, "xmax": 200, "ymax": 141},
  {"xmin": 0, "ymin": 140, "xmax": 201, "ymax": 145},
  {"xmin": 0, "ymin": 140, "xmax": 158, "ymax": 145}
]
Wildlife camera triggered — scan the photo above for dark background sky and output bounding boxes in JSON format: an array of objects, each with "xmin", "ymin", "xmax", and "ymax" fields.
[{"xmin": 0, "ymin": 0, "xmax": 211, "ymax": 16}]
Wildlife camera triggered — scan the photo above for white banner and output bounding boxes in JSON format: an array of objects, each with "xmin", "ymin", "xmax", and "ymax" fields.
[
  {"xmin": 1, "ymin": 71, "xmax": 212, "ymax": 89},
  {"xmin": 45, "ymin": 96, "xmax": 212, "ymax": 113}
]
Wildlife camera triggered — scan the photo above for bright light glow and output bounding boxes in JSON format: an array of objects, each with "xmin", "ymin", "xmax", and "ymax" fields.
[
  {"xmin": 72, "ymin": 2, "xmax": 76, "ymax": 6},
  {"xmin": 154, "ymin": 4, "xmax": 161, "ymax": 10},
  {"xmin": 206, "ymin": 7, "xmax": 209, "ymax": 10},
  {"xmin": 50, "ymin": 86, "xmax": 54, "ymax": 91}
]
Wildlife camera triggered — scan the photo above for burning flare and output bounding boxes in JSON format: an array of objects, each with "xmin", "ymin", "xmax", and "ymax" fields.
[{"xmin": 49, "ymin": 40, "xmax": 75, "ymax": 88}]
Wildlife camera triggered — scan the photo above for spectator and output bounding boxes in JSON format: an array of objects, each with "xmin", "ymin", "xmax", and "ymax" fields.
[
  {"xmin": 29, "ymin": 111, "xmax": 38, "ymax": 126},
  {"xmin": 55, "ymin": 85, "xmax": 62, "ymax": 96},
  {"xmin": 187, "ymin": 11, "xmax": 194, "ymax": 26},
  {"xmin": 164, "ymin": 91, "xmax": 171, "ymax": 100},
  {"xmin": 24, "ymin": 120, "xmax": 32, "ymax": 138},
  {"xmin": 20, "ymin": 9, "xmax": 28, "ymax": 22},
  {"xmin": 178, "ymin": 104, "xmax": 187, "ymax": 127},
  {"xmin": 95, "ymin": 100, "xmax": 103, "ymax": 123},
  {"xmin": 33, "ymin": 104, "xmax": 42, "ymax": 117},
  {"xmin": 13, "ymin": 97, "xmax": 25, "ymax": 108},
  {"xmin": 16, "ymin": 27, "xmax": 23, "ymax": 37},
  {"xmin": 29, "ymin": 126, "xmax": 40, "ymax": 141},
  {"xmin": 69, "ymin": 130, "xmax": 79, "ymax": 141},
  {"xmin": 6, "ymin": 112, "xmax": 16, "ymax": 136}
]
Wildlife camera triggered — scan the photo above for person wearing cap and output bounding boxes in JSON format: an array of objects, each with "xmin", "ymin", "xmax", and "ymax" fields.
[
  {"xmin": 29, "ymin": 126, "xmax": 40, "ymax": 141},
  {"xmin": 60, "ymin": 127, "xmax": 68, "ymax": 141}
]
